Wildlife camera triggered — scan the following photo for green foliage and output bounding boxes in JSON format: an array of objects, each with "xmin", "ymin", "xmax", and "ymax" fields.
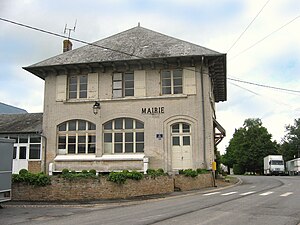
[
  {"xmin": 19, "ymin": 169, "xmax": 28, "ymax": 175},
  {"xmin": 60, "ymin": 169, "xmax": 98, "ymax": 180},
  {"xmin": 146, "ymin": 168, "xmax": 166, "ymax": 178},
  {"xmin": 107, "ymin": 170, "xmax": 144, "ymax": 184},
  {"xmin": 181, "ymin": 169, "xmax": 198, "ymax": 177},
  {"xmin": 12, "ymin": 172, "xmax": 51, "ymax": 186},
  {"xmin": 280, "ymin": 118, "xmax": 300, "ymax": 161},
  {"xmin": 81, "ymin": 170, "xmax": 88, "ymax": 174},
  {"xmin": 222, "ymin": 118, "xmax": 278, "ymax": 174},
  {"xmin": 62, "ymin": 169, "xmax": 69, "ymax": 175},
  {"xmin": 196, "ymin": 168, "xmax": 209, "ymax": 174},
  {"xmin": 89, "ymin": 169, "xmax": 97, "ymax": 175},
  {"xmin": 233, "ymin": 164, "xmax": 245, "ymax": 175}
]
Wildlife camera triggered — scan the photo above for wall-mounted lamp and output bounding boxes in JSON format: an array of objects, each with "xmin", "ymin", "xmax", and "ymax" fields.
[{"xmin": 93, "ymin": 101, "xmax": 100, "ymax": 115}]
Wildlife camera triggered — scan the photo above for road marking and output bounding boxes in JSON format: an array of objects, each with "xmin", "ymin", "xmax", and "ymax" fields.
[
  {"xmin": 280, "ymin": 192, "xmax": 293, "ymax": 197},
  {"xmin": 203, "ymin": 192, "xmax": 220, "ymax": 196},
  {"xmin": 221, "ymin": 191, "xmax": 237, "ymax": 196},
  {"xmin": 240, "ymin": 191, "xmax": 255, "ymax": 196},
  {"xmin": 260, "ymin": 191, "xmax": 273, "ymax": 196}
]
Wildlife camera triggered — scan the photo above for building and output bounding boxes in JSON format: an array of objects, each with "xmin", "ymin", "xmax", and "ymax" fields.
[
  {"xmin": 0, "ymin": 113, "xmax": 44, "ymax": 173},
  {"xmin": 23, "ymin": 25, "xmax": 226, "ymax": 174}
]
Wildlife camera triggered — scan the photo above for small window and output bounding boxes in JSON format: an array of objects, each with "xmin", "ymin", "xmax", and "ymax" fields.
[
  {"xmin": 68, "ymin": 75, "xmax": 88, "ymax": 99},
  {"xmin": 161, "ymin": 69, "xmax": 183, "ymax": 95},
  {"xmin": 19, "ymin": 147, "xmax": 27, "ymax": 159},
  {"xmin": 112, "ymin": 72, "xmax": 134, "ymax": 98},
  {"xmin": 172, "ymin": 137, "xmax": 180, "ymax": 146},
  {"xmin": 29, "ymin": 144, "xmax": 41, "ymax": 159}
]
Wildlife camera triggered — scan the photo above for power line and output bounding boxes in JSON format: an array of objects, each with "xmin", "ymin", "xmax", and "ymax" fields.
[
  {"xmin": 228, "ymin": 77, "xmax": 300, "ymax": 94},
  {"xmin": 1, "ymin": 17, "xmax": 299, "ymax": 96},
  {"xmin": 227, "ymin": 0, "xmax": 271, "ymax": 53},
  {"xmin": 229, "ymin": 15, "xmax": 300, "ymax": 60}
]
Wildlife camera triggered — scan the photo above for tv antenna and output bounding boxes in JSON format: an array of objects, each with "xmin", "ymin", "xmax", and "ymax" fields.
[{"xmin": 64, "ymin": 19, "xmax": 77, "ymax": 40}]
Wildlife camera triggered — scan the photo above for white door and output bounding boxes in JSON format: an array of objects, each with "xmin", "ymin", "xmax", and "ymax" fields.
[
  {"xmin": 171, "ymin": 123, "xmax": 192, "ymax": 170},
  {"xmin": 13, "ymin": 144, "xmax": 28, "ymax": 174}
]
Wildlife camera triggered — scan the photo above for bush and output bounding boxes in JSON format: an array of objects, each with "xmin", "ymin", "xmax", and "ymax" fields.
[
  {"xmin": 130, "ymin": 170, "xmax": 143, "ymax": 180},
  {"xmin": 81, "ymin": 170, "xmax": 88, "ymax": 174},
  {"xmin": 89, "ymin": 169, "xmax": 97, "ymax": 175},
  {"xmin": 196, "ymin": 168, "xmax": 209, "ymax": 174},
  {"xmin": 182, "ymin": 169, "xmax": 198, "ymax": 177},
  {"xmin": 146, "ymin": 168, "xmax": 166, "ymax": 178},
  {"xmin": 19, "ymin": 169, "xmax": 28, "ymax": 175},
  {"xmin": 12, "ymin": 172, "xmax": 51, "ymax": 186},
  {"xmin": 107, "ymin": 172, "xmax": 127, "ymax": 184},
  {"xmin": 62, "ymin": 169, "xmax": 69, "ymax": 175},
  {"xmin": 233, "ymin": 164, "xmax": 245, "ymax": 175}
]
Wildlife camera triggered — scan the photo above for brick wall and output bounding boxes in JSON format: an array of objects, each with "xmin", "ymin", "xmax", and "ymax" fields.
[
  {"xmin": 28, "ymin": 161, "xmax": 42, "ymax": 174},
  {"xmin": 12, "ymin": 173, "xmax": 214, "ymax": 201},
  {"xmin": 174, "ymin": 173, "xmax": 214, "ymax": 191}
]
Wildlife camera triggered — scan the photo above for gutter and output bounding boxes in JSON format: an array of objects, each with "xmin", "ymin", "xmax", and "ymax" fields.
[{"xmin": 200, "ymin": 56, "xmax": 207, "ymax": 168}]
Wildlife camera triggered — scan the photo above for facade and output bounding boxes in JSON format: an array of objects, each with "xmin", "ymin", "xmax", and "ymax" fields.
[
  {"xmin": 0, "ymin": 113, "xmax": 44, "ymax": 173},
  {"xmin": 24, "ymin": 26, "xmax": 226, "ymax": 174}
]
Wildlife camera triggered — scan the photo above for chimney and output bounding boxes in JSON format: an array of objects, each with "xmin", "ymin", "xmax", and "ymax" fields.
[{"xmin": 63, "ymin": 40, "xmax": 72, "ymax": 52}]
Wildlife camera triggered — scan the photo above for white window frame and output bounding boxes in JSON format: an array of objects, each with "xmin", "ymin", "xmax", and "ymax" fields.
[
  {"xmin": 103, "ymin": 118, "xmax": 144, "ymax": 154},
  {"xmin": 112, "ymin": 72, "xmax": 134, "ymax": 98},
  {"xmin": 57, "ymin": 120, "xmax": 96, "ymax": 155},
  {"xmin": 161, "ymin": 69, "xmax": 183, "ymax": 95},
  {"xmin": 68, "ymin": 75, "xmax": 88, "ymax": 99}
]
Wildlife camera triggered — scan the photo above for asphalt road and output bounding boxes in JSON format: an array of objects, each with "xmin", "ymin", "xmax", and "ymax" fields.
[{"xmin": 1, "ymin": 176, "xmax": 300, "ymax": 225}]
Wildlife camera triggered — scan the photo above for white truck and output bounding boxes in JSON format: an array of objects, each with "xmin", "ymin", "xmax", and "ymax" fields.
[
  {"xmin": 286, "ymin": 158, "xmax": 300, "ymax": 176},
  {"xmin": 264, "ymin": 155, "xmax": 285, "ymax": 175}
]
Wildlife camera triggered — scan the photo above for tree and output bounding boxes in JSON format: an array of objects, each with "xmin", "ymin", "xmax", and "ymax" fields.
[
  {"xmin": 280, "ymin": 118, "xmax": 300, "ymax": 161},
  {"xmin": 222, "ymin": 118, "xmax": 278, "ymax": 174}
]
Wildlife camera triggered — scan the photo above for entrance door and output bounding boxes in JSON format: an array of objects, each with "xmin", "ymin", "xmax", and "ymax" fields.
[
  {"xmin": 171, "ymin": 123, "xmax": 192, "ymax": 170},
  {"xmin": 12, "ymin": 144, "xmax": 28, "ymax": 174}
]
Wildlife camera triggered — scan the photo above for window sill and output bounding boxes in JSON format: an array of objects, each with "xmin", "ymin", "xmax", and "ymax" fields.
[
  {"xmin": 54, "ymin": 154, "xmax": 145, "ymax": 162},
  {"xmin": 101, "ymin": 94, "xmax": 188, "ymax": 102}
]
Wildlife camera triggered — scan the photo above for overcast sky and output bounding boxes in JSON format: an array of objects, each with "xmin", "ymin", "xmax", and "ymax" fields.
[{"xmin": 1, "ymin": 0, "xmax": 299, "ymax": 154}]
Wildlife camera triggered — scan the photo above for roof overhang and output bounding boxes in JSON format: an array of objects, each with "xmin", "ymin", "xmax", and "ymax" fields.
[{"xmin": 213, "ymin": 117, "xmax": 226, "ymax": 146}]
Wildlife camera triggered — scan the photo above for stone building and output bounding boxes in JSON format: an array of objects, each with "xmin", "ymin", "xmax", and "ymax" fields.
[{"xmin": 23, "ymin": 25, "xmax": 226, "ymax": 174}]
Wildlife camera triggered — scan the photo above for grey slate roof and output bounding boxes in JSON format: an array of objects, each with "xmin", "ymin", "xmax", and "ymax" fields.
[
  {"xmin": 0, "ymin": 113, "xmax": 43, "ymax": 134},
  {"xmin": 26, "ymin": 26, "xmax": 223, "ymax": 68}
]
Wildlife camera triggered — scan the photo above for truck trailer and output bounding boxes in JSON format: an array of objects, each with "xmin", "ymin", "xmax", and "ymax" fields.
[
  {"xmin": 263, "ymin": 155, "xmax": 284, "ymax": 175},
  {"xmin": 286, "ymin": 158, "xmax": 300, "ymax": 176},
  {"xmin": 0, "ymin": 138, "xmax": 14, "ymax": 203}
]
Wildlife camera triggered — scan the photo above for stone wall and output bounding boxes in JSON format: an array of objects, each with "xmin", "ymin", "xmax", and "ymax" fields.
[
  {"xmin": 12, "ymin": 173, "xmax": 214, "ymax": 201},
  {"xmin": 174, "ymin": 173, "xmax": 214, "ymax": 191}
]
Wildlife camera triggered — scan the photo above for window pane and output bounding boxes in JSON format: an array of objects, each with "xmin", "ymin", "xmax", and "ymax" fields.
[
  {"xmin": 69, "ymin": 91, "xmax": 77, "ymax": 99},
  {"xmin": 78, "ymin": 144, "xmax": 86, "ymax": 154},
  {"xmin": 113, "ymin": 73, "xmax": 122, "ymax": 80},
  {"xmin": 162, "ymin": 79, "xmax": 171, "ymax": 86},
  {"xmin": 88, "ymin": 144, "xmax": 96, "ymax": 153},
  {"xmin": 104, "ymin": 133, "xmax": 112, "ymax": 142},
  {"xmin": 125, "ymin": 118, "xmax": 133, "ymax": 129},
  {"xmin": 69, "ymin": 84, "xmax": 77, "ymax": 91},
  {"xmin": 115, "ymin": 119, "xmax": 123, "ymax": 129},
  {"xmin": 162, "ymin": 71, "xmax": 171, "ymax": 79},
  {"xmin": 113, "ymin": 81, "xmax": 122, "ymax": 89},
  {"xmin": 68, "ymin": 136, "xmax": 76, "ymax": 143},
  {"xmin": 173, "ymin": 87, "xmax": 182, "ymax": 94},
  {"xmin": 88, "ymin": 123, "xmax": 96, "ymax": 130},
  {"xmin": 58, "ymin": 144, "xmax": 66, "ymax": 150},
  {"xmin": 115, "ymin": 133, "xmax": 123, "ymax": 142},
  {"xmin": 183, "ymin": 136, "xmax": 190, "ymax": 146},
  {"xmin": 58, "ymin": 136, "xmax": 66, "ymax": 144},
  {"xmin": 58, "ymin": 123, "xmax": 66, "ymax": 132},
  {"xmin": 88, "ymin": 135, "xmax": 96, "ymax": 143},
  {"xmin": 104, "ymin": 143, "xmax": 112, "ymax": 154},
  {"xmin": 183, "ymin": 124, "xmax": 190, "ymax": 133},
  {"xmin": 125, "ymin": 89, "xmax": 134, "ymax": 96},
  {"xmin": 173, "ymin": 78, "xmax": 182, "ymax": 86},
  {"xmin": 125, "ymin": 133, "xmax": 133, "ymax": 142},
  {"xmin": 69, "ymin": 76, "xmax": 77, "ymax": 84},
  {"xmin": 68, "ymin": 121, "xmax": 76, "ymax": 131},
  {"xmin": 19, "ymin": 136, "xmax": 28, "ymax": 143},
  {"xmin": 80, "ymin": 75, "xmax": 87, "ymax": 84},
  {"xmin": 172, "ymin": 124, "xmax": 180, "ymax": 133},
  {"xmin": 162, "ymin": 87, "xmax": 171, "ymax": 94},
  {"xmin": 113, "ymin": 89, "xmax": 122, "ymax": 98},
  {"xmin": 125, "ymin": 143, "xmax": 133, "ymax": 153},
  {"xmin": 78, "ymin": 120, "xmax": 86, "ymax": 130},
  {"xmin": 136, "ymin": 132, "xmax": 144, "ymax": 142},
  {"xmin": 13, "ymin": 147, "xmax": 16, "ymax": 159},
  {"xmin": 125, "ymin": 81, "xmax": 134, "ymax": 88},
  {"xmin": 104, "ymin": 121, "xmax": 112, "ymax": 130},
  {"xmin": 136, "ymin": 143, "xmax": 144, "ymax": 152},
  {"xmin": 124, "ymin": 73, "xmax": 134, "ymax": 81},
  {"xmin": 29, "ymin": 144, "xmax": 40, "ymax": 159},
  {"xmin": 30, "ymin": 136, "xmax": 41, "ymax": 143},
  {"xmin": 19, "ymin": 147, "xmax": 27, "ymax": 159},
  {"xmin": 172, "ymin": 137, "xmax": 180, "ymax": 146},
  {"xmin": 78, "ymin": 136, "xmax": 86, "ymax": 143},
  {"xmin": 114, "ymin": 143, "xmax": 122, "ymax": 153},
  {"xmin": 173, "ymin": 69, "xmax": 182, "ymax": 78},
  {"xmin": 68, "ymin": 145, "xmax": 75, "ymax": 154},
  {"xmin": 79, "ymin": 91, "xmax": 87, "ymax": 98},
  {"xmin": 136, "ymin": 121, "xmax": 144, "ymax": 129}
]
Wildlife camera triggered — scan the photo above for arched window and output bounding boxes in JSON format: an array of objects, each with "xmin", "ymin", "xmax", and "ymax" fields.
[
  {"xmin": 103, "ymin": 118, "xmax": 144, "ymax": 154},
  {"xmin": 57, "ymin": 120, "xmax": 96, "ymax": 154}
]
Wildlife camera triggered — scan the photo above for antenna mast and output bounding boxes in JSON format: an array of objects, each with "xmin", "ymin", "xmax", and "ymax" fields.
[{"xmin": 64, "ymin": 19, "xmax": 77, "ymax": 40}]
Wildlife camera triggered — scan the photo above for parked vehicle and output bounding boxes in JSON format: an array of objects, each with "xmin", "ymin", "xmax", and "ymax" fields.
[
  {"xmin": 286, "ymin": 158, "xmax": 300, "ymax": 176},
  {"xmin": 264, "ymin": 155, "xmax": 285, "ymax": 175},
  {"xmin": 0, "ymin": 138, "xmax": 14, "ymax": 203}
]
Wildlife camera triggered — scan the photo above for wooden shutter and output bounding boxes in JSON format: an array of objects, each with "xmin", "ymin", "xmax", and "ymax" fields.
[
  {"xmin": 88, "ymin": 73, "xmax": 99, "ymax": 99},
  {"xmin": 56, "ymin": 75, "xmax": 67, "ymax": 102},
  {"xmin": 134, "ymin": 70, "xmax": 146, "ymax": 97},
  {"xmin": 183, "ymin": 67, "xmax": 196, "ymax": 95}
]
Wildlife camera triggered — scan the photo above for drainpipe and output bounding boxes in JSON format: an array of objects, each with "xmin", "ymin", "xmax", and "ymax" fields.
[
  {"xmin": 200, "ymin": 56, "xmax": 207, "ymax": 168},
  {"xmin": 36, "ymin": 132, "xmax": 47, "ymax": 174}
]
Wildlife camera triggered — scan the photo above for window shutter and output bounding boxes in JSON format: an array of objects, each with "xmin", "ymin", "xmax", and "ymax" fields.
[
  {"xmin": 134, "ymin": 70, "xmax": 146, "ymax": 97},
  {"xmin": 183, "ymin": 67, "xmax": 196, "ymax": 95},
  {"xmin": 56, "ymin": 75, "xmax": 67, "ymax": 101},
  {"xmin": 88, "ymin": 73, "xmax": 99, "ymax": 99}
]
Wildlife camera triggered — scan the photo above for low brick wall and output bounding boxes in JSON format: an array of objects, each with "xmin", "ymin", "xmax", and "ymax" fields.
[
  {"xmin": 174, "ymin": 173, "xmax": 214, "ymax": 191},
  {"xmin": 12, "ymin": 176, "xmax": 174, "ymax": 201}
]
